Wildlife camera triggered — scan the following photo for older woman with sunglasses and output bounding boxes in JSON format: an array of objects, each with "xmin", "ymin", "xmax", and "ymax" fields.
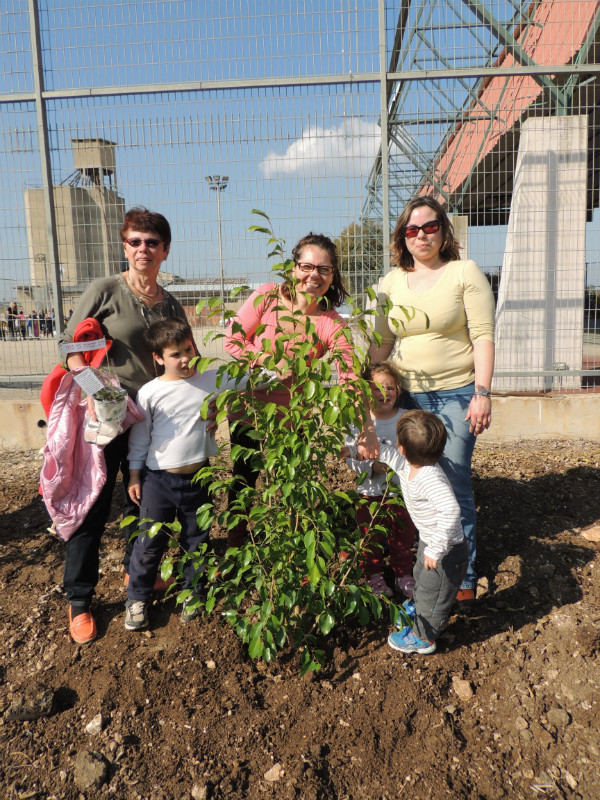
[
  {"xmin": 58, "ymin": 207, "xmax": 190, "ymax": 644},
  {"xmin": 369, "ymin": 197, "xmax": 495, "ymax": 605},
  {"xmin": 224, "ymin": 232, "xmax": 370, "ymax": 546}
]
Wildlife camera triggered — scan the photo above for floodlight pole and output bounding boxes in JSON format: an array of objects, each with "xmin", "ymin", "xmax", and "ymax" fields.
[{"xmin": 205, "ymin": 175, "xmax": 229, "ymax": 320}]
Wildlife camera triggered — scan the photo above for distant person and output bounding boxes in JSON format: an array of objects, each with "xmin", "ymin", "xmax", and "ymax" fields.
[
  {"xmin": 343, "ymin": 409, "xmax": 467, "ymax": 655},
  {"xmin": 57, "ymin": 207, "xmax": 192, "ymax": 645},
  {"xmin": 18, "ymin": 310, "xmax": 26, "ymax": 339},
  {"xmin": 344, "ymin": 362, "xmax": 416, "ymax": 598},
  {"xmin": 124, "ymin": 318, "xmax": 273, "ymax": 631},
  {"xmin": 7, "ymin": 302, "xmax": 18, "ymax": 339},
  {"xmin": 369, "ymin": 196, "xmax": 495, "ymax": 605},
  {"xmin": 26, "ymin": 314, "xmax": 33, "ymax": 338}
]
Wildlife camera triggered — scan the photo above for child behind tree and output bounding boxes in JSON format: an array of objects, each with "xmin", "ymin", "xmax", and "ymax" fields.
[{"xmin": 344, "ymin": 362, "xmax": 416, "ymax": 599}]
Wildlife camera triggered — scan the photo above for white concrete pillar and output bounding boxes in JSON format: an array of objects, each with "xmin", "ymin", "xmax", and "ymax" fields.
[{"xmin": 494, "ymin": 115, "xmax": 587, "ymax": 391}]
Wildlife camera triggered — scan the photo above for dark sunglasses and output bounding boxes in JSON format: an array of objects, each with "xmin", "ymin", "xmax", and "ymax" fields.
[
  {"xmin": 124, "ymin": 237, "xmax": 163, "ymax": 249},
  {"xmin": 402, "ymin": 220, "xmax": 440, "ymax": 238}
]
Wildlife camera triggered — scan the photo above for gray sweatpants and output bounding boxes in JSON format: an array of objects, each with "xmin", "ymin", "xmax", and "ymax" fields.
[{"xmin": 413, "ymin": 538, "xmax": 468, "ymax": 642}]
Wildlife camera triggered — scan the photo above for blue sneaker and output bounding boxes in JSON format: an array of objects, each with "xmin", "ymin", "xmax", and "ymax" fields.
[
  {"xmin": 395, "ymin": 598, "xmax": 416, "ymax": 629},
  {"xmin": 388, "ymin": 629, "xmax": 436, "ymax": 654}
]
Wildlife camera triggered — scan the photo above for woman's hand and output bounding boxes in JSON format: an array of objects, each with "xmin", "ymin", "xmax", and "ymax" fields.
[{"xmin": 466, "ymin": 393, "xmax": 492, "ymax": 435}]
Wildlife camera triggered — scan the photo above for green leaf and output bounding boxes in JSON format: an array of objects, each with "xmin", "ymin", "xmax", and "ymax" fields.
[
  {"xmin": 251, "ymin": 208, "xmax": 271, "ymax": 220},
  {"xmin": 248, "ymin": 634, "xmax": 264, "ymax": 659},
  {"xmin": 318, "ymin": 611, "xmax": 336, "ymax": 635}
]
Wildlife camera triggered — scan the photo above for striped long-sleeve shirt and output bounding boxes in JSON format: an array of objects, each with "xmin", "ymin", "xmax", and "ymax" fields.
[{"xmin": 346, "ymin": 443, "xmax": 464, "ymax": 562}]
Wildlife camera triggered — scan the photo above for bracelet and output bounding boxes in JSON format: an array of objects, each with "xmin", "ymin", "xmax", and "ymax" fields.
[{"xmin": 473, "ymin": 390, "xmax": 491, "ymax": 398}]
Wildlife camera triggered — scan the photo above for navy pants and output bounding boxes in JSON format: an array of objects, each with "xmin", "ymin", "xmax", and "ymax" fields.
[
  {"xmin": 64, "ymin": 431, "xmax": 138, "ymax": 607},
  {"xmin": 127, "ymin": 467, "xmax": 211, "ymax": 602}
]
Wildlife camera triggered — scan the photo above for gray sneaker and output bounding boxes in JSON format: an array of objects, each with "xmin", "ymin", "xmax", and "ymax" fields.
[
  {"xmin": 180, "ymin": 596, "xmax": 200, "ymax": 624},
  {"xmin": 124, "ymin": 600, "xmax": 149, "ymax": 631}
]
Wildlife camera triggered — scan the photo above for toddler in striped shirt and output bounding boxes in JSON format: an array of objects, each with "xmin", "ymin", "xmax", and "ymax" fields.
[{"xmin": 343, "ymin": 409, "xmax": 467, "ymax": 654}]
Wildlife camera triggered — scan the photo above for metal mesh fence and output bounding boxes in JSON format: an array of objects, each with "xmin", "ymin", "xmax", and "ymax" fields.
[{"xmin": 1, "ymin": 0, "xmax": 599, "ymax": 392}]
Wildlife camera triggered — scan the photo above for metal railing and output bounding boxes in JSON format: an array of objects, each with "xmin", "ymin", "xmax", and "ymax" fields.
[{"xmin": 1, "ymin": 0, "xmax": 599, "ymax": 392}]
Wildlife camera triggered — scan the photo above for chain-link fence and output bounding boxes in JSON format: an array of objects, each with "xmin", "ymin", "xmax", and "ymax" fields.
[{"xmin": 1, "ymin": 0, "xmax": 599, "ymax": 392}]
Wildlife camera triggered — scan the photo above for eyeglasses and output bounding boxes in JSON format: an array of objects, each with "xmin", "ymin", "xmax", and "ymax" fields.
[
  {"xmin": 296, "ymin": 262, "xmax": 334, "ymax": 276},
  {"xmin": 124, "ymin": 237, "xmax": 163, "ymax": 249},
  {"xmin": 402, "ymin": 220, "xmax": 440, "ymax": 238}
]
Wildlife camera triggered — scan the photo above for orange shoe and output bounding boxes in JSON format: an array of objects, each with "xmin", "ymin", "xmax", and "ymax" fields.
[
  {"xmin": 455, "ymin": 588, "xmax": 475, "ymax": 605},
  {"xmin": 69, "ymin": 607, "xmax": 97, "ymax": 644},
  {"xmin": 124, "ymin": 573, "xmax": 174, "ymax": 591}
]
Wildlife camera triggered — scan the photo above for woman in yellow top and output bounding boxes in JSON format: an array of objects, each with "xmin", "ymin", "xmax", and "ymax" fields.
[{"xmin": 370, "ymin": 196, "xmax": 495, "ymax": 604}]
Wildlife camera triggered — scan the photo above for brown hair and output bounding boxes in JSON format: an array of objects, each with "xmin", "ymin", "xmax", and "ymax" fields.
[
  {"xmin": 362, "ymin": 361, "xmax": 403, "ymax": 390},
  {"xmin": 396, "ymin": 409, "xmax": 447, "ymax": 466},
  {"xmin": 281, "ymin": 232, "xmax": 349, "ymax": 309},
  {"xmin": 120, "ymin": 207, "xmax": 172, "ymax": 247},
  {"xmin": 145, "ymin": 318, "xmax": 193, "ymax": 356},
  {"xmin": 391, "ymin": 196, "xmax": 460, "ymax": 271}
]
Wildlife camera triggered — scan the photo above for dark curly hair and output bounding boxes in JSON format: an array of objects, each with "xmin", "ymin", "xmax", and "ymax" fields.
[
  {"xmin": 281, "ymin": 232, "xmax": 349, "ymax": 310},
  {"xmin": 391, "ymin": 197, "xmax": 460, "ymax": 271}
]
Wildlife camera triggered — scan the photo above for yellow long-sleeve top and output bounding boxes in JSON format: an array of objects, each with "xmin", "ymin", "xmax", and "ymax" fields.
[{"xmin": 372, "ymin": 260, "xmax": 495, "ymax": 392}]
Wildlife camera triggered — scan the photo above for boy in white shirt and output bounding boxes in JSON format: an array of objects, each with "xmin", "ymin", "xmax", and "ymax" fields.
[
  {"xmin": 125, "ymin": 318, "xmax": 268, "ymax": 630},
  {"xmin": 343, "ymin": 409, "xmax": 467, "ymax": 654}
]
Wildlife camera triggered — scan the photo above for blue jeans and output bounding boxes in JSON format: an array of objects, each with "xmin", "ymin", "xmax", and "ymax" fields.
[{"xmin": 405, "ymin": 383, "xmax": 477, "ymax": 589}]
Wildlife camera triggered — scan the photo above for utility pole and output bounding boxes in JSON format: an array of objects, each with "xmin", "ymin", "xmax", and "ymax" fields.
[{"xmin": 205, "ymin": 175, "xmax": 229, "ymax": 323}]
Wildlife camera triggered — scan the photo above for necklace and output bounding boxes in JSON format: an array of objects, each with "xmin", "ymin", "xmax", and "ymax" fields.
[{"xmin": 126, "ymin": 275, "xmax": 160, "ymax": 299}]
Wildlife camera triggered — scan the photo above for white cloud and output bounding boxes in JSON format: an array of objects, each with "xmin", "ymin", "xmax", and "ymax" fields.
[{"xmin": 259, "ymin": 118, "xmax": 380, "ymax": 178}]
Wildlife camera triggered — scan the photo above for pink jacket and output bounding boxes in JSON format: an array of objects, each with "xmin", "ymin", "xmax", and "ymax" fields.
[{"xmin": 40, "ymin": 368, "xmax": 144, "ymax": 541}]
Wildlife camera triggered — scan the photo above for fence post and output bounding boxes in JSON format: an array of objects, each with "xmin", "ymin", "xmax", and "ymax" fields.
[
  {"xmin": 378, "ymin": 0, "xmax": 391, "ymax": 274},
  {"xmin": 27, "ymin": 0, "xmax": 64, "ymax": 333}
]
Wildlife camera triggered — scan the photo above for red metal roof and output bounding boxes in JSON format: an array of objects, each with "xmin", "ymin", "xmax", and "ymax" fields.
[{"xmin": 426, "ymin": 0, "xmax": 599, "ymax": 199}]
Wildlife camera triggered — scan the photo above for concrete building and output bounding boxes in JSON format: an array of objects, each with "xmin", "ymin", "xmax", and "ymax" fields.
[{"xmin": 23, "ymin": 138, "xmax": 125, "ymax": 312}]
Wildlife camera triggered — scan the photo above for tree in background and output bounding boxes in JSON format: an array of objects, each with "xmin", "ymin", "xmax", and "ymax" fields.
[{"xmin": 335, "ymin": 220, "xmax": 384, "ymax": 297}]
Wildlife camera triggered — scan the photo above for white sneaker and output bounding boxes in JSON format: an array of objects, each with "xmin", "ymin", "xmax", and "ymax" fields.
[{"xmin": 124, "ymin": 600, "xmax": 149, "ymax": 631}]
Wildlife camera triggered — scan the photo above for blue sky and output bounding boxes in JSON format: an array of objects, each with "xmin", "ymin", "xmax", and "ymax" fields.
[{"xmin": 1, "ymin": 0, "xmax": 599, "ymax": 307}]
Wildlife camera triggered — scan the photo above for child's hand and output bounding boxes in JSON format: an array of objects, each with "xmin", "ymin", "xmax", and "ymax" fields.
[
  {"xmin": 128, "ymin": 482, "xmax": 142, "ymax": 506},
  {"xmin": 357, "ymin": 425, "xmax": 379, "ymax": 460},
  {"xmin": 371, "ymin": 460, "xmax": 387, "ymax": 474},
  {"xmin": 206, "ymin": 399, "xmax": 218, "ymax": 436},
  {"xmin": 424, "ymin": 555, "xmax": 438, "ymax": 570},
  {"xmin": 340, "ymin": 446, "xmax": 350, "ymax": 460}
]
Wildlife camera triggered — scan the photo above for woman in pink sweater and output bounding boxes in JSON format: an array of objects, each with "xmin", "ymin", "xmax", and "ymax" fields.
[{"xmin": 224, "ymin": 232, "xmax": 357, "ymax": 545}]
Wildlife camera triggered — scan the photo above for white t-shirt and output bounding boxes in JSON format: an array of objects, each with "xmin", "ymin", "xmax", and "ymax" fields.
[{"xmin": 128, "ymin": 369, "xmax": 249, "ymax": 471}]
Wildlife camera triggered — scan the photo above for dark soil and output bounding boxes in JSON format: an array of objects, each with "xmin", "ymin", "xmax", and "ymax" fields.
[{"xmin": 1, "ymin": 439, "xmax": 599, "ymax": 800}]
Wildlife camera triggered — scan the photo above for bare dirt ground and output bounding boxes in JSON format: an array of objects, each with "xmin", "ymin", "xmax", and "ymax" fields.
[{"xmin": 1, "ymin": 439, "xmax": 599, "ymax": 800}]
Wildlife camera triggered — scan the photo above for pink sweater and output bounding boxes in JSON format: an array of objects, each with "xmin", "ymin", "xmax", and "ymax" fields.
[{"xmin": 224, "ymin": 282, "xmax": 356, "ymax": 407}]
